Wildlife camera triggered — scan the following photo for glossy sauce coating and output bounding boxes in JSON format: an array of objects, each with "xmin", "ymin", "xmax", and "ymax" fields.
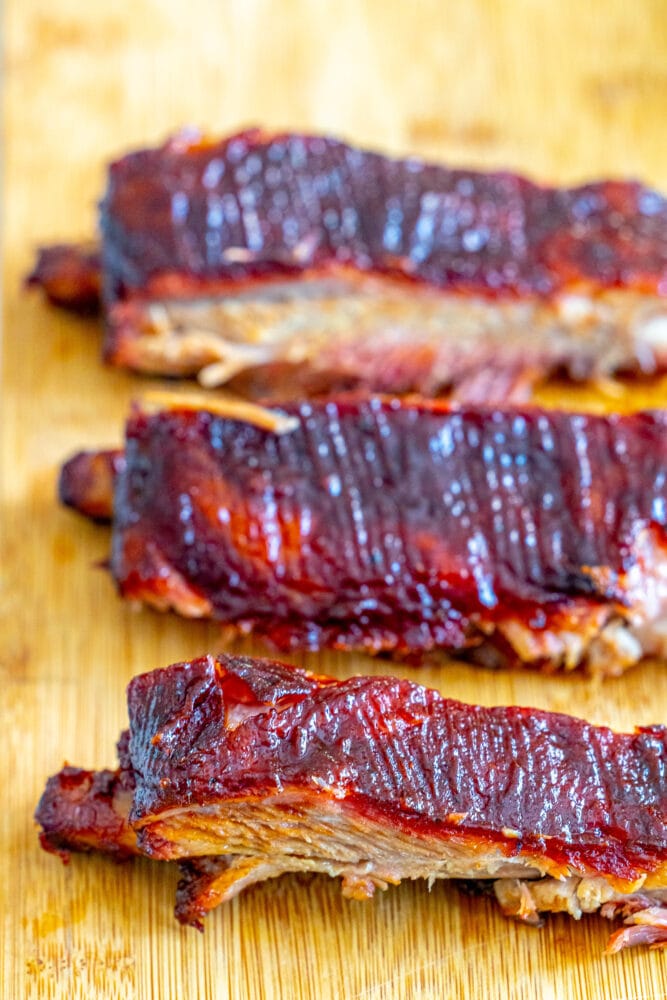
[
  {"xmin": 112, "ymin": 398, "xmax": 667, "ymax": 654},
  {"xmin": 102, "ymin": 130, "xmax": 667, "ymax": 304},
  {"xmin": 128, "ymin": 655, "xmax": 667, "ymax": 882}
]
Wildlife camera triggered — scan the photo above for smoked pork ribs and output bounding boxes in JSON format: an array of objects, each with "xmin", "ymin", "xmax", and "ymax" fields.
[
  {"xmin": 36, "ymin": 653, "xmax": 667, "ymax": 952},
  {"xmin": 29, "ymin": 130, "xmax": 667, "ymax": 402},
  {"xmin": 59, "ymin": 395, "xmax": 667, "ymax": 675}
]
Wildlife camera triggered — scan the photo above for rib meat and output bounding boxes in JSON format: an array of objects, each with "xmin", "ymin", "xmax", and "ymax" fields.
[
  {"xmin": 60, "ymin": 395, "xmax": 667, "ymax": 675},
  {"xmin": 35, "ymin": 653, "xmax": 667, "ymax": 951},
  {"xmin": 30, "ymin": 130, "xmax": 667, "ymax": 402}
]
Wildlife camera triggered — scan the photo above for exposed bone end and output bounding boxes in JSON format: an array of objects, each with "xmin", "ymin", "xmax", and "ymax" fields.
[
  {"xmin": 27, "ymin": 242, "xmax": 101, "ymax": 314},
  {"xmin": 35, "ymin": 767, "xmax": 137, "ymax": 860},
  {"xmin": 59, "ymin": 449, "xmax": 124, "ymax": 521}
]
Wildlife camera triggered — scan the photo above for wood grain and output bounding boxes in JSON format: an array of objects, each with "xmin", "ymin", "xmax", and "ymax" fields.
[{"xmin": 4, "ymin": 2, "xmax": 667, "ymax": 997}]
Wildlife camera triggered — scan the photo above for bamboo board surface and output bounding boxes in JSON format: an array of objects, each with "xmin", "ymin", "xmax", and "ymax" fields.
[{"xmin": 3, "ymin": 2, "xmax": 667, "ymax": 997}]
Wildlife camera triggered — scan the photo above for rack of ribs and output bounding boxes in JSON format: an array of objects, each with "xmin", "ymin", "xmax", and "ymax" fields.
[
  {"xmin": 28, "ymin": 129, "xmax": 667, "ymax": 403},
  {"xmin": 59, "ymin": 394, "xmax": 667, "ymax": 675},
  {"xmin": 35, "ymin": 653, "xmax": 667, "ymax": 952}
]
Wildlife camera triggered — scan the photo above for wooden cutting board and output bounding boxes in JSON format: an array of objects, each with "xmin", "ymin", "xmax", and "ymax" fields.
[{"xmin": 4, "ymin": 2, "xmax": 667, "ymax": 997}]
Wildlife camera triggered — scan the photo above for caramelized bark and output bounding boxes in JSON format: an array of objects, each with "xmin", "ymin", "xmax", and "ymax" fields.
[
  {"xmin": 126, "ymin": 656, "xmax": 667, "ymax": 882},
  {"xmin": 103, "ymin": 130, "xmax": 667, "ymax": 303},
  {"xmin": 100, "ymin": 130, "xmax": 667, "ymax": 396},
  {"xmin": 29, "ymin": 131, "xmax": 667, "ymax": 400},
  {"xmin": 100, "ymin": 397, "xmax": 667, "ymax": 671},
  {"xmin": 35, "ymin": 654, "xmax": 667, "ymax": 950}
]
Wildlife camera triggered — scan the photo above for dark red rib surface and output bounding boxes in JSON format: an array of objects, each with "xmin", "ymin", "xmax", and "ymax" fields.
[
  {"xmin": 101, "ymin": 130, "xmax": 667, "ymax": 304},
  {"xmin": 126, "ymin": 655, "xmax": 667, "ymax": 881},
  {"xmin": 111, "ymin": 398, "xmax": 667, "ymax": 655}
]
